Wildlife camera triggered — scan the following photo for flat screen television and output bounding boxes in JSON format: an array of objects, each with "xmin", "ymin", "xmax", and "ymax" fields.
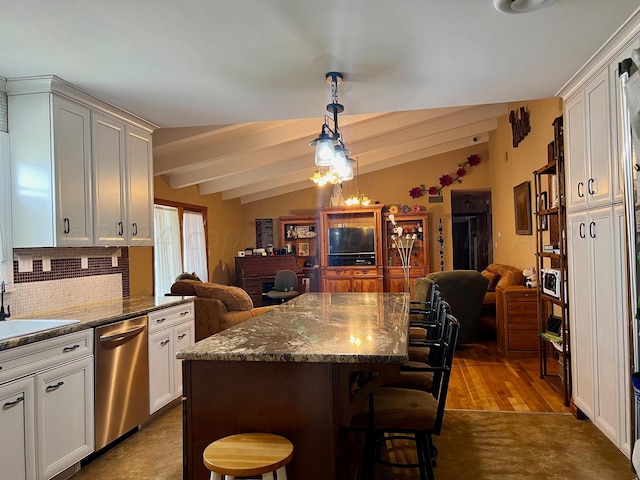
[{"xmin": 328, "ymin": 226, "xmax": 375, "ymax": 255}]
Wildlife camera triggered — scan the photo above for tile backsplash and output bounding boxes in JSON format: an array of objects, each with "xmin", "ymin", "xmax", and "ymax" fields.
[{"xmin": 7, "ymin": 246, "xmax": 130, "ymax": 317}]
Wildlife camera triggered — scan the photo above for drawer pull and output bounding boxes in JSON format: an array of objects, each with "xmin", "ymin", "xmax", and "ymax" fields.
[
  {"xmin": 177, "ymin": 333, "xmax": 187, "ymax": 340},
  {"xmin": 160, "ymin": 339, "xmax": 170, "ymax": 346},
  {"xmin": 46, "ymin": 381, "xmax": 64, "ymax": 392},
  {"xmin": 156, "ymin": 317, "xmax": 167, "ymax": 324},
  {"xmin": 3, "ymin": 396, "xmax": 24, "ymax": 409},
  {"xmin": 63, "ymin": 344, "xmax": 80, "ymax": 353},
  {"xmin": 180, "ymin": 311, "xmax": 189, "ymax": 316}
]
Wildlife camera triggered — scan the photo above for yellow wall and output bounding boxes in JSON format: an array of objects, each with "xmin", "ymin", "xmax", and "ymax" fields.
[
  {"xmin": 242, "ymin": 144, "xmax": 492, "ymax": 272},
  {"xmin": 488, "ymin": 97, "xmax": 563, "ymax": 271},
  {"xmin": 131, "ymin": 97, "xmax": 562, "ymax": 294},
  {"xmin": 129, "ymin": 176, "xmax": 245, "ymax": 294}
]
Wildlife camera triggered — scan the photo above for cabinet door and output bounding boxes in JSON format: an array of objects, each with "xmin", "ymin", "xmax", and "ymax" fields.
[
  {"xmin": 567, "ymin": 210, "xmax": 594, "ymax": 417},
  {"xmin": 584, "ymin": 69, "xmax": 613, "ymax": 209},
  {"xmin": 149, "ymin": 329, "xmax": 173, "ymax": 414},
  {"xmin": 92, "ymin": 112, "xmax": 126, "ymax": 246},
  {"xmin": 174, "ymin": 320, "xmax": 195, "ymax": 399},
  {"xmin": 52, "ymin": 95, "xmax": 93, "ymax": 246},
  {"xmin": 352, "ymin": 277, "xmax": 382, "ymax": 293},
  {"xmin": 565, "ymin": 93, "xmax": 587, "ymax": 212},
  {"xmin": 589, "ymin": 206, "xmax": 622, "ymax": 444},
  {"xmin": 36, "ymin": 356, "xmax": 94, "ymax": 480},
  {"xmin": 126, "ymin": 126, "xmax": 154, "ymax": 246},
  {"xmin": 323, "ymin": 278, "xmax": 352, "ymax": 292},
  {"xmin": 0, "ymin": 376, "xmax": 36, "ymax": 480},
  {"xmin": 0, "ymin": 133, "xmax": 13, "ymax": 288}
]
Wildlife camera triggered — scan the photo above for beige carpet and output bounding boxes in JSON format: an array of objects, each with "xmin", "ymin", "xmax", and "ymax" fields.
[
  {"xmin": 382, "ymin": 410, "xmax": 634, "ymax": 480},
  {"xmin": 71, "ymin": 406, "xmax": 634, "ymax": 480}
]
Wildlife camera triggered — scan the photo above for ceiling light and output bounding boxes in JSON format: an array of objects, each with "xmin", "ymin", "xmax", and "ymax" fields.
[
  {"xmin": 309, "ymin": 72, "xmax": 353, "ymax": 174},
  {"xmin": 344, "ymin": 158, "xmax": 370, "ymax": 205},
  {"xmin": 493, "ymin": 0, "xmax": 555, "ymax": 14}
]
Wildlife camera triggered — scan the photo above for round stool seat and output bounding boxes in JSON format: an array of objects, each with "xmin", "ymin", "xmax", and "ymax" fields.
[{"xmin": 203, "ymin": 433, "xmax": 293, "ymax": 477}]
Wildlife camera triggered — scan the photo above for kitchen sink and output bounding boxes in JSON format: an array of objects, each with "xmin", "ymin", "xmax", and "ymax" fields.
[{"xmin": 0, "ymin": 319, "xmax": 81, "ymax": 341}]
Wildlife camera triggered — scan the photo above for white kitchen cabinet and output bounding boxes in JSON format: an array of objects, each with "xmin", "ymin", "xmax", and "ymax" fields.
[
  {"xmin": 0, "ymin": 376, "xmax": 36, "ymax": 480},
  {"xmin": 0, "ymin": 329, "xmax": 94, "ymax": 480},
  {"xmin": 125, "ymin": 125, "xmax": 154, "ymax": 246},
  {"xmin": 148, "ymin": 302, "xmax": 194, "ymax": 414},
  {"xmin": 149, "ymin": 327, "xmax": 174, "ymax": 413},
  {"xmin": 6, "ymin": 75, "xmax": 156, "ymax": 248},
  {"xmin": 36, "ymin": 356, "xmax": 94, "ymax": 480},
  {"xmin": 92, "ymin": 115, "xmax": 154, "ymax": 246},
  {"xmin": 565, "ymin": 68, "xmax": 614, "ymax": 213},
  {"xmin": 8, "ymin": 92, "xmax": 93, "ymax": 247},
  {"xmin": 0, "ymin": 132, "xmax": 14, "ymax": 289},
  {"xmin": 567, "ymin": 205, "xmax": 627, "ymax": 447},
  {"xmin": 92, "ymin": 112, "xmax": 126, "ymax": 246}
]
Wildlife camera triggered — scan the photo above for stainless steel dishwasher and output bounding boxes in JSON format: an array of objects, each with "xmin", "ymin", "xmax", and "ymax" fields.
[{"xmin": 94, "ymin": 315, "xmax": 149, "ymax": 451}]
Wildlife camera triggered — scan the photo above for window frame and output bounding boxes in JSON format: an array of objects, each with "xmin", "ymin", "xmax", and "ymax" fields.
[{"xmin": 153, "ymin": 198, "xmax": 209, "ymax": 288}]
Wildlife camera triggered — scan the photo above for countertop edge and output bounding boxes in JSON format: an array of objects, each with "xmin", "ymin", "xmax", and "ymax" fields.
[{"xmin": 0, "ymin": 296, "xmax": 194, "ymax": 351}]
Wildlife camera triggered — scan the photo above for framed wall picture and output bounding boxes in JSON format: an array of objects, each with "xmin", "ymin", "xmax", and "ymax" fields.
[
  {"xmin": 514, "ymin": 181, "xmax": 532, "ymax": 235},
  {"xmin": 298, "ymin": 242, "xmax": 310, "ymax": 256}
]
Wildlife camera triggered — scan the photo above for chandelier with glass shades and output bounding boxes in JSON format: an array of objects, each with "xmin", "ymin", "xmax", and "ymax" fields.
[{"xmin": 309, "ymin": 72, "xmax": 355, "ymax": 185}]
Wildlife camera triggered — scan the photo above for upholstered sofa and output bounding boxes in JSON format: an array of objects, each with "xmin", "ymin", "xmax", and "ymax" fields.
[
  {"xmin": 170, "ymin": 279, "xmax": 275, "ymax": 341},
  {"xmin": 480, "ymin": 263, "xmax": 526, "ymax": 306}
]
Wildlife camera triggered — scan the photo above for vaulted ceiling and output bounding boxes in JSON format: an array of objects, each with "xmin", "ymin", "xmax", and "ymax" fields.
[{"xmin": 1, "ymin": 1, "xmax": 638, "ymax": 203}]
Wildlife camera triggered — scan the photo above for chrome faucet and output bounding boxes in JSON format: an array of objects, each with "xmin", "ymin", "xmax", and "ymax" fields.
[{"xmin": 0, "ymin": 281, "xmax": 10, "ymax": 321}]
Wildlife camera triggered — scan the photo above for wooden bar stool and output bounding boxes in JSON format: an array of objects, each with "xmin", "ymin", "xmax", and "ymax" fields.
[{"xmin": 203, "ymin": 432, "xmax": 293, "ymax": 480}]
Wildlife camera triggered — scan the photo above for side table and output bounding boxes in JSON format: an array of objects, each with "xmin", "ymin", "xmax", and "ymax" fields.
[{"xmin": 495, "ymin": 285, "xmax": 538, "ymax": 356}]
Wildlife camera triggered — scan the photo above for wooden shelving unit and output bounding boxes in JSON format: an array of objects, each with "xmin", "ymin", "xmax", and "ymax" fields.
[
  {"xmin": 318, "ymin": 205, "xmax": 384, "ymax": 293},
  {"xmin": 382, "ymin": 212, "xmax": 429, "ymax": 296},
  {"xmin": 534, "ymin": 115, "xmax": 571, "ymax": 406},
  {"xmin": 279, "ymin": 215, "xmax": 319, "ymax": 292}
]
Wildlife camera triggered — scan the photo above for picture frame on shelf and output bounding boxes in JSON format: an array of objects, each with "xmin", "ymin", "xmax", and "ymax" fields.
[
  {"xmin": 514, "ymin": 181, "xmax": 532, "ymax": 235},
  {"xmin": 299, "ymin": 242, "xmax": 310, "ymax": 256},
  {"xmin": 539, "ymin": 191, "xmax": 548, "ymax": 231}
]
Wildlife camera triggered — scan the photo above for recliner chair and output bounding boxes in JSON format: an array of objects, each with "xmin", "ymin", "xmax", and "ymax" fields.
[{"xmin": 416, "ymin": 270, "xmax": 489, "ymax": 345}]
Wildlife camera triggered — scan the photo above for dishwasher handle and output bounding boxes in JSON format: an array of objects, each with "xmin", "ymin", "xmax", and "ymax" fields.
[{"xmin": 99, "ymin": 325, "xmax": 146, "ymax": 344}]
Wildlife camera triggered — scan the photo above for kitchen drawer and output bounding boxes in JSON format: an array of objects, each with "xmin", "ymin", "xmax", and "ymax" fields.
[
  {"xmin": 0, "ymin": 330, "xmax": 93, "ymax": 385},
  {"xmin": 148, "ymin": 302, "xmax": 194, "ymax": 333}
]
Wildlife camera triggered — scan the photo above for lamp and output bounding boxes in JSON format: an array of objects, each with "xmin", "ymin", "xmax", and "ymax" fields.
[
  {"xmin": 309, "ymin": 72, "xmax": 351, "ymax": 172},
  {"xmin": 344, "ymin": 157, "xmax": 370, "ymax": 206}
]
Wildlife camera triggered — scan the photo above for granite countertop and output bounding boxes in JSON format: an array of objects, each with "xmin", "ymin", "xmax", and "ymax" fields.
[
  {"xmin": 177, "ymin": 292, "xmax": 410, "ymax": 364},
  {"xmin": 0, "ymin": 295, "xmax": 194, "ymax": 351}
]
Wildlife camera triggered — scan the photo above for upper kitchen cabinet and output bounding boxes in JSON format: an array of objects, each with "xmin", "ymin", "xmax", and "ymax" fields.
[
  {"xmin": 7, "ymin": 75, "xmax": 157, "ymax": 248},
  {"xmin": 0, "ymin": 132, "xmax": 13, "ymax": 290},
  {"xmin": 564, "ymin": 68, "xmax": 617, "ymax": 212}
]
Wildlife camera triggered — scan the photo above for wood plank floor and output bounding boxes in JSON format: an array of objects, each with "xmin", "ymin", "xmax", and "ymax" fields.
[{"xmin": 446, "ymin": 340, "xmax": 569, "ymax": 413}]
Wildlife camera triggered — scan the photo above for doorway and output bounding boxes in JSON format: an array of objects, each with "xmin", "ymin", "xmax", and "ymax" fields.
[{"xmin": 451, "ymin": 190, "xmax": 492, "ymax": 271}]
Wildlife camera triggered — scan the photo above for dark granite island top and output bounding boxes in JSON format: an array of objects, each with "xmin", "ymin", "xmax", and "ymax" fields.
[
  {"xmin": 180, "ymin": 292, "xmax": 411, "ymax": 480},
  {"xmin": 177, "ymin": 292, "xmax": 410, "ymax": 364}
]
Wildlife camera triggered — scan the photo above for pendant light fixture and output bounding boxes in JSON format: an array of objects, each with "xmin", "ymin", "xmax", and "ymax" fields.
[
  {"xmin": 344, "ymin": 158, "xmax": 370, "ymax": 206},
  {"xmin": 309, "ymin": 72, "xmax": 354, "ymax": 184}
]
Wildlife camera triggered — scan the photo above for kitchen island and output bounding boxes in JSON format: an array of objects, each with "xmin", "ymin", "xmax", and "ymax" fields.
[{"xmin": 178, "ymin": 292, "xmax": 410, "ymax": 480}]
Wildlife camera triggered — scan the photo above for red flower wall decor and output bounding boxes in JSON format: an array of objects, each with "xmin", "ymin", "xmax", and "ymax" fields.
[{"xmin": 409, "ymin": 154, "xmax": 481, "ymax": 198}]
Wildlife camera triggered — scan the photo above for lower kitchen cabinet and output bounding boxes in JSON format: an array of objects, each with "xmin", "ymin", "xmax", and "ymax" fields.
[
  {"xmin": 0, "ymin": 329, "xmax": 94, "ymax": 480},
  {"xmin": 36, "ymin": 356, "xmax": 94, "ymax": 480},
  {"xmin": 148, "ymin": 302, "xmax": 194, "ymax": 414},
  {"xmin": 0, "ymin": 376, "xmax": 36, "ymax": 480}
]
